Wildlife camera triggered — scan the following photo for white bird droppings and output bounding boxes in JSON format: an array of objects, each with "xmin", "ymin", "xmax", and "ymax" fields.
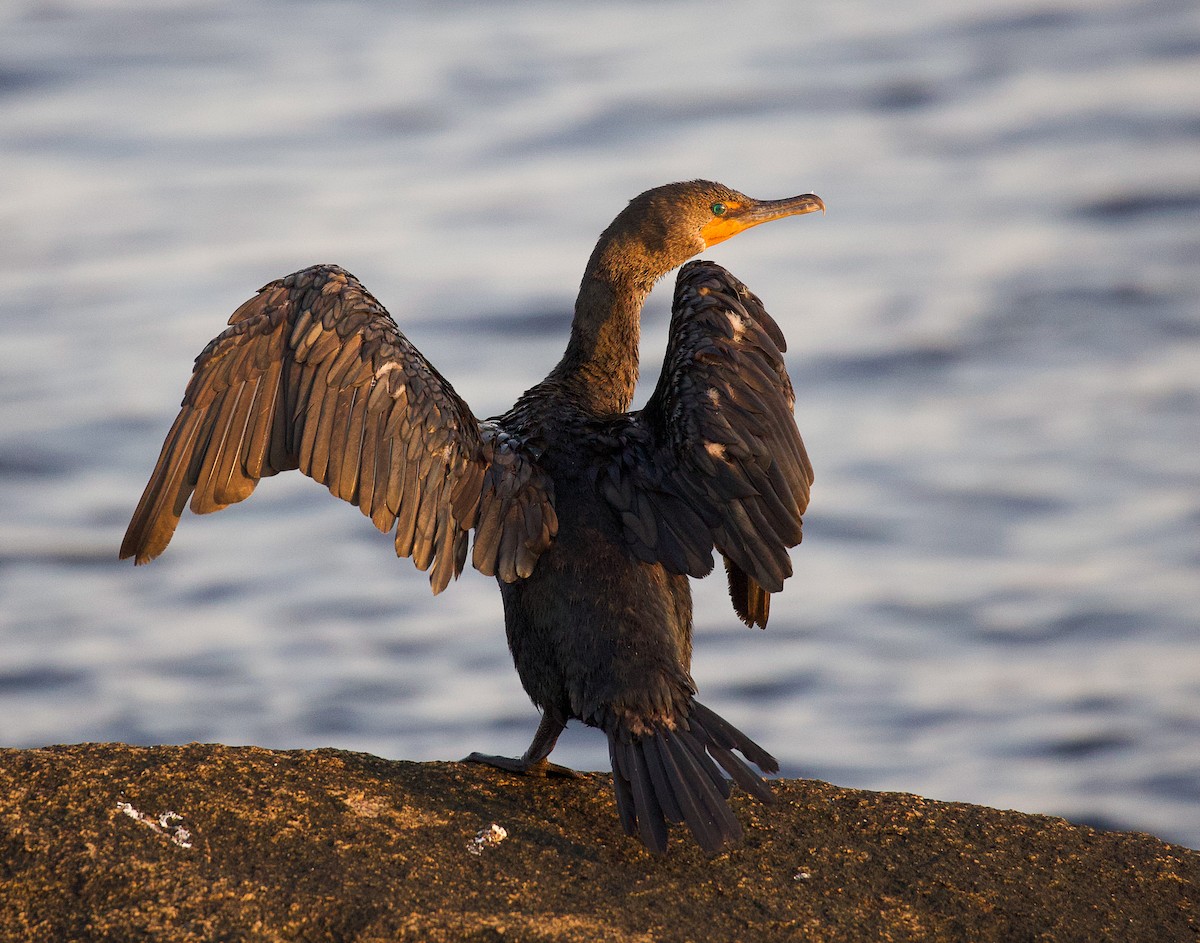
[
  {"xmin": 116, "ymin": 800, "xmax": 193, "ymax": 850},
  {"xmin": 467, "ymin": 823, "xmax": 509, "ymax": 855}
]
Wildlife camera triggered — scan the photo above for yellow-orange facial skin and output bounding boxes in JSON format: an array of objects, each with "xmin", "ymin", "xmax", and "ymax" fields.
[
  {"xmin": 698, "ymin": 202, "xmax": 747, "ymax": 248},
  {"xmin": 700, "ymin": 194, "xmax": 825, "ymax": 249}
]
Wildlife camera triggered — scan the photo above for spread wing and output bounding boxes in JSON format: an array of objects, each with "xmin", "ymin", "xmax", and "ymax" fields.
[
  {"xmin": 120, "ymin": 264, "xmax": 555, "ymax": 592},
  {"xmin": 595, "ymin": 260, "xmax": 813, "ymax": 627}
]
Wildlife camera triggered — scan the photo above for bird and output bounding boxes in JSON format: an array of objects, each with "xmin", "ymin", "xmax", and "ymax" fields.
[{"xmin": 121, "ymin": 180, "xmax": 823, "ymax": 854}]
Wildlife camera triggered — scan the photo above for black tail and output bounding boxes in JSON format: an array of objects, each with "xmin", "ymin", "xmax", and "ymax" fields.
[{"xmin": 606, "ymin": 699, "xmax": 779, "ymax": 854}]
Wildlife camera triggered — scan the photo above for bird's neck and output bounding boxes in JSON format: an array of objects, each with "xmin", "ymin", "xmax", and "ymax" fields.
[{"xmin": 547, "ymin": 234, "xmax": 660, "ymax": 416}]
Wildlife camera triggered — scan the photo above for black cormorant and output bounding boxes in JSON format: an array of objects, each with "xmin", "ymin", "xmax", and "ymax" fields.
[{"xmin": 121, "ymin": 180, "xmax": 824, "ymax": 853}]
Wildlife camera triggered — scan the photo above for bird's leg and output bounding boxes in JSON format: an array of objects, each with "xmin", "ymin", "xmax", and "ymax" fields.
[{"xmin": 462, "ymin": 711, "xmax": 581, "ymax": 779}]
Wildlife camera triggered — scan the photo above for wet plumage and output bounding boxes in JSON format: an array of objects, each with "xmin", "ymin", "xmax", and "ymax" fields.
[{"xmin": 121, "ymin": 180, "xmax": 823, "ymax": 853}]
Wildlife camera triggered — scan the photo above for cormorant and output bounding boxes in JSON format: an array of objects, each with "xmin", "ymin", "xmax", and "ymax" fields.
[{"xmin": 121, "ymin": 180, "xmax": 824, "ymax": 853}]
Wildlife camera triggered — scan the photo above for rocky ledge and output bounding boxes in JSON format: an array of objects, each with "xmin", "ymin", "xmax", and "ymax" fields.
[{"xmin": 0, "ymin": 743, "xmax": 1195, "ymax": 942}]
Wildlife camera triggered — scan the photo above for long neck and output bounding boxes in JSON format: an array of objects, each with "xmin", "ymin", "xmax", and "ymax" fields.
[{"xmin": 546, "ymin": 229, "xmax": 659, "ymax": 416}]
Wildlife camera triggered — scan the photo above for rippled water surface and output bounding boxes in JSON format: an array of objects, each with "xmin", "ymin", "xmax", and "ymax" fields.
[{"xmin": 2, "ymin": 0, "xmax": 1198, "ymax": 847}]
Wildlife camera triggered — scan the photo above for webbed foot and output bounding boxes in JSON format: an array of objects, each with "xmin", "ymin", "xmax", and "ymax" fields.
[
  {"xmin": 462, "ymin": 752, "xmax": 582, "ymax": 779},
  {"xmin": 462, "ymin": 711, "xmax": 581, "ymax": 779}
]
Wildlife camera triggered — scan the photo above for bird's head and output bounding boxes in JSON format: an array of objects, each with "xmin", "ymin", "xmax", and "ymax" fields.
[{"xmin": 605, "ymin": 180, "xmax": 825, "ymax": 278}]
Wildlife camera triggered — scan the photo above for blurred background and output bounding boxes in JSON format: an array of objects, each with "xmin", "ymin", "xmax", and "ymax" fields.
[{"xmin": 1, "ymin": 0, "xmax": 1197, "ymax": 847}]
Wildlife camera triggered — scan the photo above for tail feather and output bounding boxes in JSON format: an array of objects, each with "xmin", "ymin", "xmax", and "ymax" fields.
[
  {"xmin": 607, "ymin": 737, "xmax": 639, "ymax": 837},
  {"xmin": 688, "ymin": 714, "xmax": 777, "ymax": 805},
  {"xmin": 662, "ymin": 728, "xmax": 741, "ymax": 847},
  {"xmin": 632, "ymin": 742, "xmax": 672, "ymax": 851},
  {"xmin": 674, "ymin": 725, "xmax": 734, "ymax": 800},
  {"xmin": 640, "ymin": 736, "xmax": 685, "ymax": 824},
  {"xmin": 690, "ymin": 699, "xmax": 780, "ymax": 773},
  {"xmin": 607, "ymin": 698, "xmax": 777, "ymax": 854},
  {"xmin": 655, "ymin": 731, "xmax": 727, "ymax": 852},
  {"xmin": 702, "ymin": 737, "xmax": 777, "ymax": 806}
]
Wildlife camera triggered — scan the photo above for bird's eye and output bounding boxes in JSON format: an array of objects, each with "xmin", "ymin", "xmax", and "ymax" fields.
[{"xmin": 710, "ymin": 202, "xmax": 727, "ymax": 216}]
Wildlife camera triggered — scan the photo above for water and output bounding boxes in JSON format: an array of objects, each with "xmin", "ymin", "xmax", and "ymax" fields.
[{"xmin": 1, "ymin": 0, "xmax": 1197, "ymax": 848}]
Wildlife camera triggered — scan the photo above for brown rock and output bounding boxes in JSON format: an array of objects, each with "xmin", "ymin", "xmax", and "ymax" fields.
[{"xmin": 0, "ymin": 743, "xmax": 1195, "ymax": 942}]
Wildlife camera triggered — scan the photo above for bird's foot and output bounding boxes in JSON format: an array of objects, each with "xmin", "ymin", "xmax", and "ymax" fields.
[{"xmin": 462, "ymin": 752, "xmax": 582, "ymax": 779}]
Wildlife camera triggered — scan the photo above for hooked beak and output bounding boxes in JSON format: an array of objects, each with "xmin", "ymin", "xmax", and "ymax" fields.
[{"xmin": 700, "ymin": 193, "xmax": 825, "ymax": 249}]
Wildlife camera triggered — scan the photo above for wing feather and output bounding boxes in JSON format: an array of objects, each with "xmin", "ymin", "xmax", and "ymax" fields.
[
  {"xmin": 120, "ymin": 264, "xmax": 555, "ymax": 593},
  {"xmin": 597, "ymin": 260, "xmax": 813, "ymax": 627},
  {"xmin": 243, "ymin": 353, "xmax": 282, "ymax": 480},
  {"xmin": 213, "ymin": 370, "xmax": 261, "ymax": 506}
]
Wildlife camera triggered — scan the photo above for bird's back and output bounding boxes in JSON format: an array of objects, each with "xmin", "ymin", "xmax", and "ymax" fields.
[{"xmin": 494, "ymin": 397, "xmax": 698, "ymax": 732}]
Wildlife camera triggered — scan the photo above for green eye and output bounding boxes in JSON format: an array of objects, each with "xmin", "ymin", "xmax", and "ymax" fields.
[{"xmin": 710, "ymin": 202, "xmax": 727, "ymax": 216}]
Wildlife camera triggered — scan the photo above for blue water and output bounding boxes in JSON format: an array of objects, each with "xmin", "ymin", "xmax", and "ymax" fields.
[{"xmin": 1, "ymin": 0, "xmax": 1197, "ymax": 848}]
